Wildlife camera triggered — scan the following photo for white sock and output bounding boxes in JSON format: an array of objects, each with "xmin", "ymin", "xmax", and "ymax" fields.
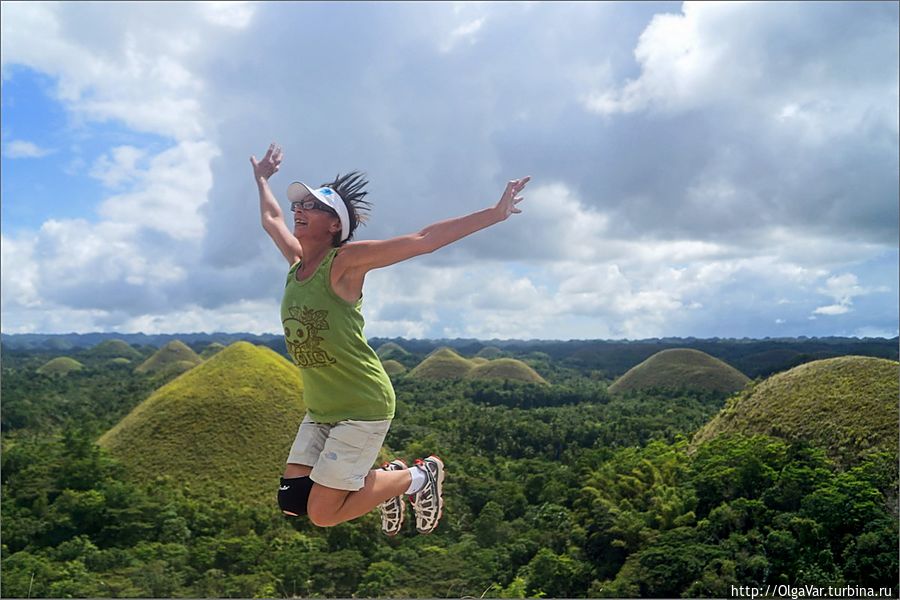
[{"xmin": 405, "ymin": 465, "xmax": 426, "ymax": 495}]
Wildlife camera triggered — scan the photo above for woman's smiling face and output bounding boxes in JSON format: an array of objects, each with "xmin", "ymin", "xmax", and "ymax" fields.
[{"xmin": 291, "ymin": 196, "xmax": 340, "ymax": 241}]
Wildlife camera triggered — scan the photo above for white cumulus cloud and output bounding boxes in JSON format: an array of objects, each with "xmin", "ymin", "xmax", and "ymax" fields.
[
  {"xmin": 3, "ymin": 139, "xmax": 52, "ymax": 158},
  {"xmin": 0, "ymin": 2, "xmax": 896, "ymax": 338}
]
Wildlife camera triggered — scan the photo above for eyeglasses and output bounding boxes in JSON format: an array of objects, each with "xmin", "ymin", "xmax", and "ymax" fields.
[{"xmin": 290, "ymin": 198, "xmax": 336, "ymax": 215}]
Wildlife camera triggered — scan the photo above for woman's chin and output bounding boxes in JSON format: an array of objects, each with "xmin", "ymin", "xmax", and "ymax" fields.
[{"xmin": 294, "ymin": 228, "xmax": 317, "ymax": 243}]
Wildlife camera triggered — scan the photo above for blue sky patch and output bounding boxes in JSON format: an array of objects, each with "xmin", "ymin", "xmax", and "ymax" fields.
[{"xmin": 2, "ymin": 65, "xmax": 172, "ymax": 232}]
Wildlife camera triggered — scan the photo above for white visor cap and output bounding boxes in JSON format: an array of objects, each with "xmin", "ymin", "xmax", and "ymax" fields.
[{"xmin": 287, "ymin": 181, "xmax": 350, "ymax": 243}]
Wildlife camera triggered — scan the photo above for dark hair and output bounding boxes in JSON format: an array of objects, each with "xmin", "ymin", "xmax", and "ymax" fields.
[{"xmin": 321, "ymin": 171, "xmax": 372, "ymax": 246}]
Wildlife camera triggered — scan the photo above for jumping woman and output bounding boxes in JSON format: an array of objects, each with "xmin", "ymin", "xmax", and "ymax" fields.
[{"xmin": 251, "ymin": 143, "xmax": 529, "ymax": 535}]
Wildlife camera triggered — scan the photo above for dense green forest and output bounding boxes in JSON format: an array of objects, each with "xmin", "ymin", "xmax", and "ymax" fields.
[{"xmin": 1, "ymin": 339, "xmax": 897, "ymax": 598}]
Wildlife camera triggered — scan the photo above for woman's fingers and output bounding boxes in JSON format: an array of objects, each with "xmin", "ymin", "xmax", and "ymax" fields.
[
  {"xmin": 251, "ymin": 145, "xmax": 283, "ymax": 179},
  {"xmin": 509, "ymin": 176, "xmax": 531, "ymax": 193},
  {"xmin": 262, "ymin": 143, "xmax": 284, "ymax": 165},
  {"xmin": 500, "ymin": 177, "xmax": 529, "ymax": 218}
]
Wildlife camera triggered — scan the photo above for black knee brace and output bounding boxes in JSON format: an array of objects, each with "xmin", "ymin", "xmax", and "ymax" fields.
[{"xmin": 278, "ymin": 476, "xmax": 313, "ymax": 517}]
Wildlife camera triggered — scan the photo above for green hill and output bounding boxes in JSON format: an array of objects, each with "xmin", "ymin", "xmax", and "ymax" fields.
[
  {"xmin": 408, "ymin": 347, "xmax": 474, "ymax": 380},
  {"xmin": 609, "ymin": 348, "xmax": 750, "ymax": 395},
  {"xmin": 381, "ymin": 359, "xmax": 407, "ymax": 376},
  {"xmin": 471, "ymin": 357, "xmax": 490, "ymax": 365},
  {"xmin": 376, "ymin": 342, "xmax": 410, "ymax": 361},
  {"xmin": 200, "ymin": 342, "xmax": 226, "ymax": 360},
  {"xmin": 692, "ymin": 356, "xmax": 899, "ymax": 467},
  {"xmin": 108, "ymin": 357, "xmax": 132, "ymax": 366},
  {"xmin": 86, "ymin": 339, "xmax": 143, "ymax": 361},
  {"xmin": 98, "ymin": 342, "xmax": 306, "ymax": 506},
  {"xmin": 466, "ymin": 358, "xmax": 548, "ymax": 385},
  {"xmin": 475, "ymin": 346, "xmax": 504, "ymax": 359},
  {"xmin": 36, "ymin": 357, "xmax": 84, "ymax": 376},
  {"xmin": 134, "ymin": 340, "xmax": 202, "ymax": 375}
]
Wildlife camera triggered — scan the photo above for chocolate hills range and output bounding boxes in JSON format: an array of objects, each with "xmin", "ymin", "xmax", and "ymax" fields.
[
  {"xmin": 3, "ymin": 332, "xmax": 896, "ymax": 379},
  {"xmin": 408, "ymin": 347, "xmax": 548, "ymax": 384}
]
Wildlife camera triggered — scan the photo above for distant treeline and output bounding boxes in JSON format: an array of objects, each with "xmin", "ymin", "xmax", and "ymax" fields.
[{"xmin": 3, "ymin": 333, "xmax": 897, "ymax": 379}]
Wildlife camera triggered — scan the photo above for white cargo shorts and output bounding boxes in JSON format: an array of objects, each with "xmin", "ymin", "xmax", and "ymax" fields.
[{"xmin": 286, "ymin": 413, "xmax": 391, "ymax": 491}]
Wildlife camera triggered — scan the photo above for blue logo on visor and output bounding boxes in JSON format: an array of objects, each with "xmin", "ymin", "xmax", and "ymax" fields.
[{"xmin": 321, "ymin": 188, "xmax": 332, "ymax": 195}]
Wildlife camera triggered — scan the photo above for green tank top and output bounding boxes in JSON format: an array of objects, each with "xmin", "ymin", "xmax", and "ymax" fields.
[{"xmin": 281, "ymin": 248, "xmax": 395, "ymax": 423}]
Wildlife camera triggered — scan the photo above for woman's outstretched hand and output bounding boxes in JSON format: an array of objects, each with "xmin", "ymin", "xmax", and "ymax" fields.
[
  {"xmin": 250, "ymin": 143, "xmax": 283, "ymax": 182},
  {"xmin": 496, "ymin": 176, "xmax": 530, "ymax": 220}
]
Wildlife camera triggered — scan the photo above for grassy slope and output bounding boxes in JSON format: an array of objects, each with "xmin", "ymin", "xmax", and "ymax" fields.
[
  {"xmin": 409, "ymin": 347, "xmax": 474, "ymax": 380},
  {"xmin": 200, "ymin": 342, "xmax": 226, "ymax": 359},
  {"xmin": 376, "ymin": 342, "xmax": 410, "ymax": 361},
  {"xmin": 98, "ymin": 342, "xmax": 306, "ymax": 506},
  {"xmin": 134, "ymin": 340, "xmax": 203, "ymax": 375},
  {"xmin": 466, "ymin": 358, "xmax": 548, "ymax": 385},
  {"xmin": 36, "ymin": 357, "xmax": 84, "ymax": 376},
  {"xmin": 692, "ymin": 356, "xmax": 899, "ymax": 466},
  {"xmin": 87, "ymin": 339, "xmax": 143, "ymax": 360},
  {"xmin": 475, "ymin": 346, "xmax": 504, "ymax": 359},
  {"xmin": 381, "ymin": 359, "xmax": 408, "ymax": 376},
  {"xmin": 609, "ymin": 348, "xmax": 750, "ymax": 395}
]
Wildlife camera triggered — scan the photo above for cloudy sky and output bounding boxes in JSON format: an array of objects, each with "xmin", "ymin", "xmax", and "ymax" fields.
[{"xmin": 2, "ymin": 1, "xmax": 897, "ymax": 340}]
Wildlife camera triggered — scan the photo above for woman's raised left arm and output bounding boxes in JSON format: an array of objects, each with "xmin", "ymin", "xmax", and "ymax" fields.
[{"xmin": 337, "ymin": 176, "xmax": 530, "ymax": 274}]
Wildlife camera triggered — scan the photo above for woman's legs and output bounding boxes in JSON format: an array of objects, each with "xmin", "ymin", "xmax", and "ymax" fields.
[
  {"xmin": 283, "ymin": 418, "xmax": 412, "ymax": 527},
  {"xmin": 306, "ymin": 467, "xmax": 412, "ymax": 527}
]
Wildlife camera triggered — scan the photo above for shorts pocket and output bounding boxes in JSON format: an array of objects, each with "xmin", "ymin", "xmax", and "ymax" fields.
[
  {"xmin": 320, "ymin": 422, "xmax": 389, "ymax": 489},
  {"xmin": 330, "ymin": 424, "xmax": 384, "ymax": 469}
]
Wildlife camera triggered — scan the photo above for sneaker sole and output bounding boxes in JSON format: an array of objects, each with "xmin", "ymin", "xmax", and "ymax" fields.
[
  {"xmin": 417, "ymin": 455, "xmax": 444, "ymax": 534},
  {"xmin": 381, "ymin": 459, "xmax": 408, "ymax": 537}
]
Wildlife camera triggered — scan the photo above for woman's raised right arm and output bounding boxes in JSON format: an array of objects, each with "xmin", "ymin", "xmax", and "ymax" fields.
[{"xmin": 251, "ymin": 143, "xmax": 302, "ymax": 265}]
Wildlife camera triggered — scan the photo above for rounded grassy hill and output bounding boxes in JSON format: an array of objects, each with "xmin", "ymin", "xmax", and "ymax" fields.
[
  {"xmin": 98, "ymin": 342, "xmax": 306, "ymax": 506},
  {"xmin": 609, "ymin": 348, "xmax": 750, "ymax": 395},
  {"xmin": 692, "ymin": 356, "xmax": 899, "ymax": 466},
  {"xmin": 134, "ymin": 340, "xmax": 203, "ymax": 376},
  {"xmin": 408, "ymin": 347, "xmax": 474, "ymax": 380},
  {"xmin": 466, "ymin": 358, "xmax": 548, "ymax": 385},
  {"xmin": 200, "ymin": 342, "xmax": 226, "ymax": 360},
  {"xmin": 381, "ymin": 359, "xmax": 407, "ymax": 376},
  {"xmin": 36, "ymin": 356, "xmax": 84, "ymax": 376},
  {"xmin": 87, "ymin": 339, "xmax": 143, "ymax": 361},
  {"xmin": 475, "ymin": 346, "xmax": 504, "ymax": 359},
  {"xmin": 376, "ymin": 342, "xmax": 410, "ymax": 361}
]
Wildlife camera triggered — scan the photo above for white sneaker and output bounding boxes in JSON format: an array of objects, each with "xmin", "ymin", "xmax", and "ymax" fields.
[
  {"xmin": 378, "ymin": 459, "xmax": 407, "ymax": 536},
  {"xmin": 410, "ymin": 455, "xmax": 444, "ymax": 534}
]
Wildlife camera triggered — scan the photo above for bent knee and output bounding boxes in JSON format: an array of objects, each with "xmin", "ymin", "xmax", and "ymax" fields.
[{"xmin": 306, "ymin": 502, "xmax": 339, "ymax": 528}]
